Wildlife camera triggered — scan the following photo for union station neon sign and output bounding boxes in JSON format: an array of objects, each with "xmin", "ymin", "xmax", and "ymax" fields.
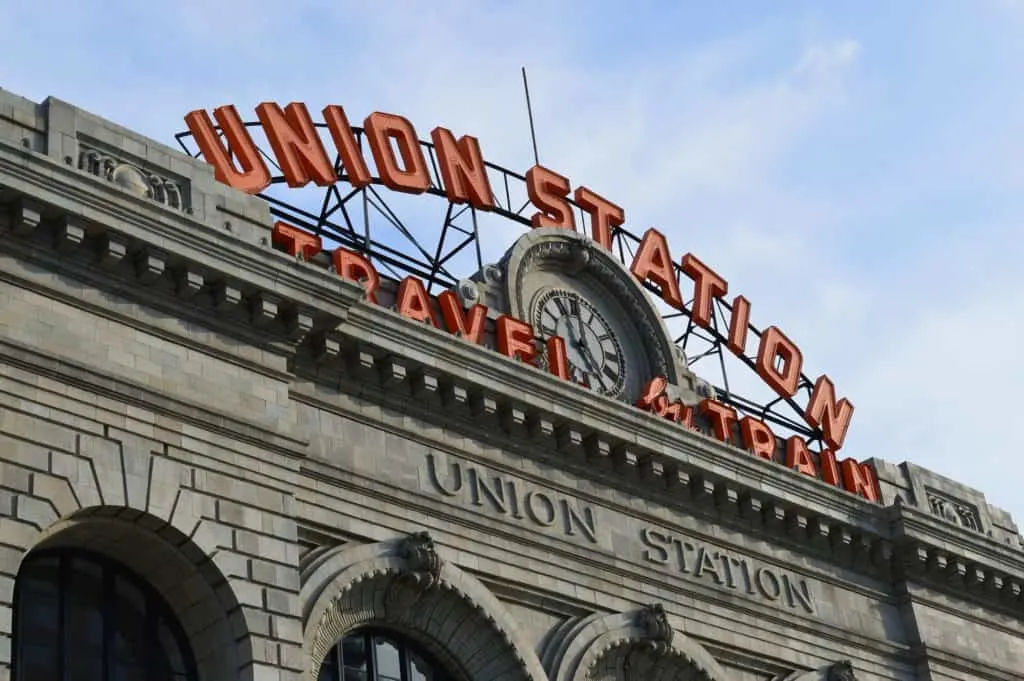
[{"xmin": 183, "ymin": 102, "xmax": 879, "ymax": 503}]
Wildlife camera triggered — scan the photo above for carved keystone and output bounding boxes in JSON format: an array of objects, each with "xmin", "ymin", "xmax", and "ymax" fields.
[
  {"xmin": 827, "ymin": 660, "xmax": 857, "ymax": 681},
  {"xmin": 396, "ymin": 531, "xmax": 444, "ymax": 591},
  {"xmin": 384, "ymin": 532, "xmax": 444, "ymax": 618},
  {"xmin": 563, "ymin": 241, "xmax": 591, "ymax": 274},
  {"xmin": 635, "ymin": 603, "xmax": 674, "ymax": 655}
]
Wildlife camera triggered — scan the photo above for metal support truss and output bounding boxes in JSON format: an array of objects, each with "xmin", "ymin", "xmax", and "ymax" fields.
[{"xmin": 175, "ymin": 122, "xmax": 830, "ymax": 450}]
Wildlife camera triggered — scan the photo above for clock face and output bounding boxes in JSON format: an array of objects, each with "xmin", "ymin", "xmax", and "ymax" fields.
[{"xmin": 533, "ymin": 288, "xmax": 627, "ymax": 396}]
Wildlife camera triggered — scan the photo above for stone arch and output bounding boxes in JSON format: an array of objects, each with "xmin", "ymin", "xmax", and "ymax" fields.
[
  {"xmin": 0, "ymin": 433, "xmax": 259, "ymax": 681},
  {"xmin": 541, "ymin": 605, "xmax": 732, "ymax": 681},
  {"xmin": 12, "ymin": 505, "xmax": 251, "ymax": 681},
  {"xmin": 301, "ymin": 532, "xmax": 547, "ymax": 681}
]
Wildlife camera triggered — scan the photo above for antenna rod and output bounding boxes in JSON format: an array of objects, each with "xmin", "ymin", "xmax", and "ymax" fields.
[{"xmin": 521, "ymin": 67, "xmax": 540, "ymax": 166}]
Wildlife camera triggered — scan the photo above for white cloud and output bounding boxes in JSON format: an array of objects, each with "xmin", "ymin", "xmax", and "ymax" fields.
[{"xmin": 796, "ymin": 39, "xmax": 862, "ymax": 79}]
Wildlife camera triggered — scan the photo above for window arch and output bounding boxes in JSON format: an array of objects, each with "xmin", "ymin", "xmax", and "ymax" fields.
[
  {"xmin": 318, "ymin": 629, "xmax": 456, "ymax": 681},
  {"xmin": 13, "ymin": 548, "xmax": 198, "ymax": 681}
]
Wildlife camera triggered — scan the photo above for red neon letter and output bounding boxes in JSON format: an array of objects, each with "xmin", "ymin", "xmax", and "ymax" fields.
[
  {"xmin": 431, "ymin": 127, "xmax": 495, "ymax": 210},
  {"xmin": 546, "ymin": 336, "xmax": 570, "ymax": 380},
  {"xmin": 756, "ymin": 326, "xmax": 804, "ymax": 397},
  {"xmin": 437, "ymin": 291, "xmax": 487, "ymax": 345},
  {"xmin": 526, "ymin": 166, "xmax": 575, "ymax": 229},
  {"xmin": 271, "ymin": 221, "xmax": 322, "ymax": 259},
  {"xmin": 184, "ymin": 106, "xmax": 271, "ymax": 194},
  {"xmin": 840, "ymin": 458, "xmax": 880, "ymax": 503},
  {"xmin": 364, "ymin": 112, "xmax": 431, "ymax": 194},
  {"xmin": 255, "ymin": 102, "xmax": 336, "ymax": 188},
  {"xmin": 637, "ymin": 376, "xmax": 669, "ymax": 411},
  {"xmin": 630, "ymin": 229, "xmax": 683, "ymax": 309},
  {"xmin": 323, "ymin": 105, "xmax": 372, "ymax": 188},
  {"xmin": 739, "ymin": 417, "xmax": 776, "ymax": 461},
  {"xmin": 331, "ymin": 248, "xmax": 380, "ymax": 303},
  {"xmin": 785, "ymin": 437, "xmax": 818, "ymax": 478},
  {"xmin": 574, "ymin": 187, "xmax": 623, "ymax": 251},
  {"xmin": 496, "ymin": 316, "xmax": 538, "ymax": 365},
  {"xmin": 395, "ymin": 277, "xmax": 440, "ymax": 328},
  {"xmin": 819, "ymin": 449, "xmax": 841, "ymax": 487},
  {"xmin": 699, "ymin": 399, "xmax": 737, "ymax": 444},
  {"xmin": 805, "ymin": 376, "xmax": 855, "ymax": 451},
  {"xmin": 727, "ymin": 295, "xmax": 750, "ymax": 355},
  {"xmin": 681, "ymin": 253, "xmax": 727, "ymax": 328}
]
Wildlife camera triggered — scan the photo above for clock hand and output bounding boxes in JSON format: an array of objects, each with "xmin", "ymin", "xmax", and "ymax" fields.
[
  {"xmin": 563, "ymin": 315, "xmax": 582, "ymax": 346},
  {"xmin": 577, "ymin": 329, "xmax": 602, "ymax": 372},
  {"xmin": 577, "ymin": 331, "xmax": 615, "ymax": 393},
  {"xmin": 557, "ymin": 315, "xmax": 595, "ymax": 382},
  {"xmin": 575, "ymin": 327, "xmax": 602, "ymax": 376},
  {"xmin": 581, "ymin": 346, "xmax": 602, "ymax": 393},
  {"xmin": 573, "ymin": 316, "xmax": 595, "ymax": 359}
]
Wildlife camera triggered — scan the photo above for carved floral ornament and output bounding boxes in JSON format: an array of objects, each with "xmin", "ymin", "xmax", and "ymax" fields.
[
  {"xmin": 925, "ymin": 489, "xmax": 982, "ymax": 533},
  {"xmin": 77, "ymin": 145, "xmax": 186, "ymax": 211}
]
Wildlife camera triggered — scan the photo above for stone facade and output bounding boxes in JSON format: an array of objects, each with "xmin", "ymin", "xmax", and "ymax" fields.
[{"xmin": 0, "ymin": 88, "xmax": 1022, "ymax": 681}]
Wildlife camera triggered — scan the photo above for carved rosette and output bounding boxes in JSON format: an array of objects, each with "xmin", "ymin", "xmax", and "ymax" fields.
[
  {"xmin": 384, "ymin": 532, "xmax": 444, "ymax": 615},
  {"xmin": 826, "ymin": 660, "xmax": 856, "ymax": 681}
]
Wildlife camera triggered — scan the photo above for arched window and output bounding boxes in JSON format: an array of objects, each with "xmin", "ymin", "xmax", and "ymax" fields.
[
  {"xmin": 13, "ymin": 548, "xmax": 198, "ymax": 681},
  {"xmin": 318, "ymin": 629, "xmax": 455, "ymax": 681}
]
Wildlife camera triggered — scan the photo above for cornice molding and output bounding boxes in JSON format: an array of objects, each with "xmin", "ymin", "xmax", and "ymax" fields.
[{"xmin": 0, "ymin": 141, "xmax": 365, "ymax": 327}]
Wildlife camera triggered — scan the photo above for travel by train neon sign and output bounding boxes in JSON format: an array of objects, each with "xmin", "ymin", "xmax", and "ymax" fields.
[{"xmin": 181, "ymin": 102, "xmax": 879, "ymax": 503}]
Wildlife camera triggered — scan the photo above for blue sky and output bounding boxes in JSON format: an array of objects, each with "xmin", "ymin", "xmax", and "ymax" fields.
[{"xmin": 2, "ymin": 0, "xmax": 1023, "ymax": 522}]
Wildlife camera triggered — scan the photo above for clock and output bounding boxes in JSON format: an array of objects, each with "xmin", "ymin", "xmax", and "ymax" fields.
[
  {"xmin": 533, "ymin": 288, "xmax": 627, "ymax": 396},
  {"xmin": 498, "ymin": 228, "xmax": 687, "ymax": 405}
]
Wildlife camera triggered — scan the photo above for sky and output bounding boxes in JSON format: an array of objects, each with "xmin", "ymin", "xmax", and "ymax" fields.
[{"xmin": 1, "ymin": 0, "xmax": 1023, "ymax": 524}]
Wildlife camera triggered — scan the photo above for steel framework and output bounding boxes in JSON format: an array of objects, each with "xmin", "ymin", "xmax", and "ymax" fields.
[{"xmin": 175, "ymin": 121, "xmax": 831, "ymax": 449}]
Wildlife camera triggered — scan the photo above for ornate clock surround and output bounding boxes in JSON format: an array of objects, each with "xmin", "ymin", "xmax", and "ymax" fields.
[{"xmin": 501, "ymin": 229, "xmax": 682, "ymax": 389}]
